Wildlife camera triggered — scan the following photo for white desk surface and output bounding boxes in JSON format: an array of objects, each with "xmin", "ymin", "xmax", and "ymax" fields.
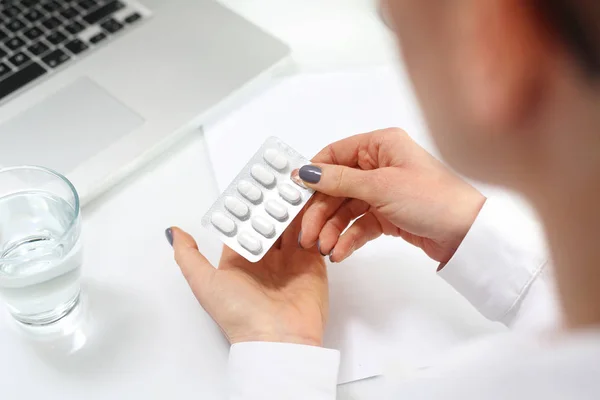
[
  {"xmin": 0, "ymin": 2, "xmax": 502, "ymax": 399},
  {"xmin": 218, "ymin": 0, "xmax": 399, "ymax": 73}
]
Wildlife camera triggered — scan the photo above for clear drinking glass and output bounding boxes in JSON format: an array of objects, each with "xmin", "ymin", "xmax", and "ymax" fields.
[{"xmin": 0, "ymin": 166, "xmax": 82, "ymax": 326}]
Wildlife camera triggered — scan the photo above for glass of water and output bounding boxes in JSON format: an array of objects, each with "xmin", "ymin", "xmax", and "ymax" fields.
[{"xmin": 0, "ymin": 166, "xmax": 82, "ymax": 326}]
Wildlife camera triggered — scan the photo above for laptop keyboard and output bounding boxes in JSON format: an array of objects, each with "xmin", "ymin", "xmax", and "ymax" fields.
[{"xmin": 0, "ymin": 0, "xmax": 145, "ymax": 102}]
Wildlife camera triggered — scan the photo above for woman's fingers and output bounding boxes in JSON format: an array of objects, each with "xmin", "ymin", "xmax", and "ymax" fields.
[
  {"xmin": 318, "ymin": 198, "xmax": 370, "ymax": 255},
  {"xmin": 311, "ymin": 133, "xmax": 366, "ymax": 166},
  {"xmin": 281, "ymin": 212, "xmax": 303, "ymax": 249},
  {"xmin": 300, "ymin": 163, "xmax": 382, "ymax": 204},
  {"xmin": 170, "ymin": 227, "xmax": 218, "ymax": 309},
  {"xmin": 300, "ymin": 193, "xmax": 346, "ymax": 248},
  {"xmin": 300, "ymin": 129, "xmax": 411, "ymax": 251},
  {"xmin": 329, "ymin": 212, "xmax": 384, "ymax": 263},
  {"xmin": 310, "ymin": 129, "xmax": 399, "ymax": 166}
]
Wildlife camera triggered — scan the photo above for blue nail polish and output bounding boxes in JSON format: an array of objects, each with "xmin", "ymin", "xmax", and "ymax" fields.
[
  {"xmin": 165, "ymin": 228, "xmax": 173, "ymax": 247},
  {"xmin": 299, "ymin": 165, "xmax": 322, "ymax": 184}
]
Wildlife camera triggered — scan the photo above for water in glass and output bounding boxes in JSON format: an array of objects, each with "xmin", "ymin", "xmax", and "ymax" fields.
[{"xmin": 0, "ymin": 191, "xmax": 82, "ymax": 325}]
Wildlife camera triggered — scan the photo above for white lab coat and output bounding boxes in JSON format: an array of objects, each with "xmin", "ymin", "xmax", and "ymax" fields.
[{"xmin": 226, "ymin": 198, "xmax": 600, "ymax": 399}]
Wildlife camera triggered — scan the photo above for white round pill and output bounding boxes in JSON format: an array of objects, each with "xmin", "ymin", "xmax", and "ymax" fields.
[
  {"xmin": 224, "ymin": 196, "xmax": 249, "ymax": 219},
  {"xmin": 251, "ymin": 164, "xmax": 276, "ymax": 187},
  {"xmin": 211, "ymin": 212, "xmax": 236, "ymax": 235},
  {"xmin": 251, "ymin": 215, "xmax": 276, "ymax": 238},
  {"xmin": 265, "ymin": 200, "xmax": 288, "ymax": 221},
  {"xmin": 278, "ymin": 183, "xmax": 301, "ymax": 205},
  {"xmin": 237, "ymin": 231, "xmax": 262, "ymax": 254},
  {"xmin": 263, "ymin": 149, "xmax": 289, "ymax": 171},
  {"xmin": 237, "ymin": 180, "xmax": 262, "ymax": 203}
]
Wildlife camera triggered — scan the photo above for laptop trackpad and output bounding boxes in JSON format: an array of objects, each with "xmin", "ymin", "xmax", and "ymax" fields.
[{"xmin": 0, "ymin": 78, "xmax": 144, "ymax": 173}]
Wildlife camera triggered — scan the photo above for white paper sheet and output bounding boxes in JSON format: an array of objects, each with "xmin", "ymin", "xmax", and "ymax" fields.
[
  {"xmin": 204, "ymin": 65, "xmax": 436, "ymax": 189},
  {"xmin": 203, "ymin": 65, "xmax": 503, "ymax": 384}
]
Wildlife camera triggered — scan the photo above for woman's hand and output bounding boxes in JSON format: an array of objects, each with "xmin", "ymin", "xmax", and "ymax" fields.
[
  {"xmin": 298, "ymin": 128, "xmax": 486, "ymax": 264},
  {"xmin": 168, "ymin": 217, "xmax": 328, "ymax": 346}
]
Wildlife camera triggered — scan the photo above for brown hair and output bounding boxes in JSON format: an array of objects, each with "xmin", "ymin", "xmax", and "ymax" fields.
[{"xmin": 542, "ymin": 0, "xmax": 600, "ymax": 76}]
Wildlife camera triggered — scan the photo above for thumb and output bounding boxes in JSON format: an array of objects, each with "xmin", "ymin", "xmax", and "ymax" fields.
[
  {"xmin": 298, "ymin": 164, "xmax": 378, "ymax": 202},
  {"xmin": 168, "ymin": 227, "xmax": 216, "ymax": 307}
]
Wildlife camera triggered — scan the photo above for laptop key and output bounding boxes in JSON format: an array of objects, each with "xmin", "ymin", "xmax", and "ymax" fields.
[
  {"xmin": 61, "ymin": 7, "xmax": 80, "ymax": 20},
  {"xmin": 124, "ymin": 12, "xmax": 141, "ymax": 24},
  {"xmin": 42, "ymin": 1, "xmax": 62, "ymax": 13},
  {"xmin": 46, "ymin": 31, "xmax": 67, "ymax": 45},
  {"xmin": 8, "ymin": 52, "xmax": 30, "ymax": 68},
  {"xmin": 24, "ymin": 26, "xmax": 44, "ymax": 40},
  {"xmin": 0, "ymin": 62, "xmax": 46, "ymax": 101},
  {"xmin": 78, "ymin": 0, "xmax": 98, "ymax": 10},
  {"xmin": 65, "ymin": 39, "xmax": 88, "ymax": 55},
  {"xmin": 21, "ymin": 0, "xmax": 41, "ymax": 6},
  {"xmin": 5, "ymin": 36, "xmax": 25, "ymax": 51},
  {"xmin": 89, "ymin": 32, "xmax": 106, "ymax": 44},
  {"xmin": 83, "ymin": 1, "xmax": 124, "ymax": 25},
  {"xmin": 100, "ymin": 18, "xmax": 123, "ymax": 34},
  {"xmin": 2, "ymin": 6, "xmax": 22, "ymax": 19},
  {"xmin": 23, "ymin": 8, "xmax": 44, "ymax": 23},
  {"xmin": 42, "ymin": 49, "xmax": 70, "ymax": 69},
  {"xmin": 6, "ymin": 18, "xmax": 26, "ymax": 33},
  {"xmin": 28, "ymin": 41, "xmax": 50, "ymax": 56},
  {"xmin": 42, "ymin": 17, "xmax": 62, "ymax": 31},
  {"xmin": 0, "ymin": 63, "xmax": 11, "ymax": 79},
  {"xmin": 65, "ymin": 21, "xmax": 85, "ymax": 35}
]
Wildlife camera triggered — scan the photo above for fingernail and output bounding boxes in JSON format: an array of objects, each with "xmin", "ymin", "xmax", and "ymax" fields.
[
  {"xmin": 298, "ymin": 231, "xmax": 303, "ymax": 248},
  {"xmin": 165, "ymin": 228, "xmax": 174, "ymax": 247},
  {"xmin": 299, "ymin": 165, "xmax": 322, "ymax": 184},
  {"xmin": 317, "ymin": 240, "xmax": 327, "ymax": 257},
  {"xmin": 328, "ymin": 249, "xmax": 335, "ymax": 263},
  {"xmin": 291, "ymin": 169, "xmax": 309, "ymax": 189}
]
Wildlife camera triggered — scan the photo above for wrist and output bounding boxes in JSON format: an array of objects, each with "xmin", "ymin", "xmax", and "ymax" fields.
[
  {"xmin": 440, "ymin": 191, "xmax": 487, "ymax": 267},
  {"xmin": 229, "ymin": 333, "xmax": 323, "ymax": 347}
]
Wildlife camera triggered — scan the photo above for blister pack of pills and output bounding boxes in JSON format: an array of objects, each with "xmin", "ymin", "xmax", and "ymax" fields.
[{"xmin": 202, "ymin": 137, "xmax": 315, "ymax": 262}]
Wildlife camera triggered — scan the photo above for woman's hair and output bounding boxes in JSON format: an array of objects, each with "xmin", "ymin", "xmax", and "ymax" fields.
[{"xmin": 541, "ymin": 0, "xmax": 600, "ymax": 76}]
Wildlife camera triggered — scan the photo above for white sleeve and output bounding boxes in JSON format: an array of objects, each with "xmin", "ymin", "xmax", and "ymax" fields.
[
  {"xmin": 228, "ymin": 342, "xmax": 340, "ymax": 400},
  {"xmin": 438, "ymin": 196, "xmax": 561, "ymax": 329}
]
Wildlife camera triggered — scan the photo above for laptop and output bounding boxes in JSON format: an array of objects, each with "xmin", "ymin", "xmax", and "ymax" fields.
[{"xmin": 0, "ymin": 0, "xmax": 290, "ymax": 204}]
